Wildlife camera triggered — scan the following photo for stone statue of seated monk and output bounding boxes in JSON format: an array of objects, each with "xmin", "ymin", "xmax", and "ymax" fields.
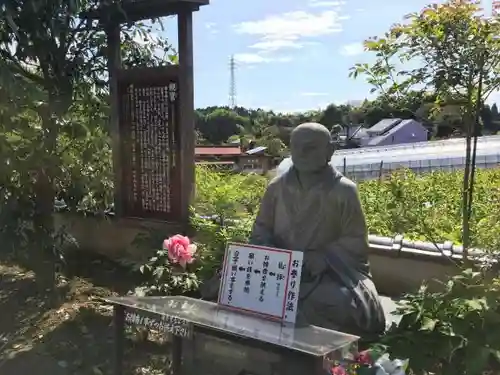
[
  {"xmin": 200, "ymin": 122, "xmax": 385, "ymax": 339},
  {"xmin": 249, "ymin": 122, "xmax": 386, "ymax": 339}
]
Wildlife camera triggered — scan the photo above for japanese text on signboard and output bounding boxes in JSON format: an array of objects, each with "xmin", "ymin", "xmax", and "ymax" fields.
[
  {"xmin": 218, "ymin": 243, "xmax": 303, "ymax": 324},
  {"xmin": 124, "ymin": 310, "xmax": 191, "ymax": 337}
]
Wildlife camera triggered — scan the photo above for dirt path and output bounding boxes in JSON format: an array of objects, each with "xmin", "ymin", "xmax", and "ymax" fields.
[{"xmin": 0, "ymin": 256, "xmax": 169, "ymax": 375}]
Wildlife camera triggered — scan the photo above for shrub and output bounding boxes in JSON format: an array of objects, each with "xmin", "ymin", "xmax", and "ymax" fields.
[
  {"xmin": 134, "ymin": 246, "xmax": 200, "ymax": 297},
  {"xmin": 131, "ymin": 166, "xmax": 268, "ymax": 295},
  {"xmin": 358, "ymin": 168, "xmax": 500, "ymax": 252},
  {"xmin": 134, "ymin": 235, "xmax": 200, "ymax": 297},
  {"xmin": 191, "ymin": 166, "xmax": 267, "ymax": 280},
  {"xmin": 382, "ymin": 269, "xmax": 500, "ymax": 375},
  {"xmin": 193, "ymin": 166, "xmax": 500, "ymax": 253}
]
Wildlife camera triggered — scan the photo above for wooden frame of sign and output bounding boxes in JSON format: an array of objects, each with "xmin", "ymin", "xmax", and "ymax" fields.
[{"xmin": 80, "ymin": 0, "xmax": 209, "ymax": 225}]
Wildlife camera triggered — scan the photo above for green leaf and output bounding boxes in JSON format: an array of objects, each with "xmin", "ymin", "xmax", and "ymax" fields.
[
  {"xmin": 420, "ymin": 317, "xmax": 438, "ymax": 331},
  {"xmin": 465, "ymin": 299, "xmax": 485, "ymax": 311}
]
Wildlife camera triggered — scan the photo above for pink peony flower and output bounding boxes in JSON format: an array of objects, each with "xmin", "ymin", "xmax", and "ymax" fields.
[
  {"xmin": 163, "ymin": 234, "xmax": 197, "ymax": 269},
  {"xmin": 355, "ymin": 350, "xmax": 373, "ymax": 365},
  {"xmin": 331, "ymin": 365, "xmax": 348, "ymax": 375}
]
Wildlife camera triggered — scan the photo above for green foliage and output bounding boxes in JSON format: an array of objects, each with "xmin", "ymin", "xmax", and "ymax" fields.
[
  {"xmin": 191, "ymin": 166, "xmax": 267, "ymax": 280},
  {"xmin": 350, "ymin": 0, "xmax": 500, "ymax": 136},
  {"xmin": 131, "ymin": 230, "xmax": 200, "ymax": 297},
  {"xmin": 382, "ymin": 269, "xmax": 500, "ymax": 375},
  {"xmin": 134, "ymin": 247, "xmax": 200, "ymax": 297},
  {"xmin": 56, "ymin": 125, "xmax": 114, "ymax": 214},
  {"xmin": 194, "ymin": 98, "xmax": 500, "ymax": 148},
  {"xmin": 129, "ymin": 166, "xmax": 500, "ymax": 374},
  {"xmin": 0, "ymin": 0, "xmax": 175, "ymax": 271},
  {"xmin": 195, "ymin": 106, "xmax": 294, "ymax": 156},
  {"xmin": 194, "ymin": 165, "xmax": 267, "ymax": 217},
  {"xmin": 359, "ymin": 168, "xmax": 500, "ymax": 252},
  {"xmin": 132, "ymin": 166, "xmax": 500, "ymax": 300},
  {"xmin": 352, "ymin": 0, "xmax": 500, "ymax": 103},
  {"xmin": 130, "ymin": 166, "xmax": 267, "ymax": 294}
]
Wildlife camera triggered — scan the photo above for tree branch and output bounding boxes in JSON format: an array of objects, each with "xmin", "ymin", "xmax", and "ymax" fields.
[{"xmin": 0, "ymin": 48, "xmax": 44, "ymax": 85}]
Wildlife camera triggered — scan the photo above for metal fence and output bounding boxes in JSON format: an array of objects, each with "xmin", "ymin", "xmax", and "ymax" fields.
[
  {"xmin": 337, "ymin": 154, "xmax": 500, "ymax": 181},
  {"xmin": 277, "ymin": 135, "xmax": 500, "ymax": 182}
]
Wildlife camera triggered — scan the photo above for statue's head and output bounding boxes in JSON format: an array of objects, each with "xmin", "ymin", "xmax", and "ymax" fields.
[{"xmin": 290, "ymin": 122, "xmax": 334, "ymax": 173}]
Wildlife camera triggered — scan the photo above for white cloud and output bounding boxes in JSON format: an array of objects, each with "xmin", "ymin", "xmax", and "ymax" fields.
[
  {"xmin": 234, "ymin": 53, "xmax": 291, "ymax": 64},
  {"xmin": 301, "ymin": 92, "xmax": 328, "ymax": 97},
  {"xmin": 235, "ymin": 11, "xmax": 346, "ymax": 42},
  {"xmin": 249, "ymin": 39, "xmax": 303, "ymax": 51},
  {"xmin": 234, "ymin": 7, "xmax": 349, "ymax": 64},
  {"xmin": 340, "ymin": 42, "xmax": 364, "ymax": 56},
  {"xmin": 308, "ymin": 0, "xmax": 346, "ymax": 8}
]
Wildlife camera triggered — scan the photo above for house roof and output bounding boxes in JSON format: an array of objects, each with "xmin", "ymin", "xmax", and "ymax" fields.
[
  {"xmin": 367, "ymin": 118, "xmax": 402, "ymax": 134},
  {"xmin": 366, "ymin": 119, "xmax": 425, "ymax": 146},
  {"xmin": 338, "ymin": 125, "xmax": 361, "ymax": 136},
  {"xmin": 195, "ymin": 146, "xmax": 241, "ymax": 156},
  {"xmin": 366, "ymin": 136, "xmax": 385, "ymax": 146},
  {"xmin": 350, "ymin": 126, "xmax": 369, "ymax": 139}
]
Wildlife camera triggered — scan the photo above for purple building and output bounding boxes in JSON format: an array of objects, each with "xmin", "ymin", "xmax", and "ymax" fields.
[{"xmin": 361, "ymin": 118, "xmax": 428, "ymax": 147}]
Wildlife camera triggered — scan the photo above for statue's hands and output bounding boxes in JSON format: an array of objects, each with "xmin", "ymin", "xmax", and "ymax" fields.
[
  {"xmin": 200, "ymin": 270, "xmax": 221, "ymax": 301},
  {"xmin": 303, "ymin": 250, "xmax": 327, "ymax": 277}
]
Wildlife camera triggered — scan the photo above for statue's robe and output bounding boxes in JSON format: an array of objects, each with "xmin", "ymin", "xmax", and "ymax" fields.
[{"xmin": 250, "ymin": 165, "xmax": 386, "ymax": 338}]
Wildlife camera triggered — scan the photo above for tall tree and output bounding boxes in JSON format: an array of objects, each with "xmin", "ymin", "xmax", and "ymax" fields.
[
  {"xmin": 350, "ymin": 0, "xmax": 500, "ymax": 259},
  {"xmin": 0, "ymin": 0, "xmax": 173, "ymax": 287}
]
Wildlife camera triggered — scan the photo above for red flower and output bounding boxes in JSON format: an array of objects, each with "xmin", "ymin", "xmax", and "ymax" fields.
[
  {"xmin": 331, "ymin": 365, "xmax": 348, "ymax": 375},
  {"xmin": 355, "ymin": 350, "xmax": 373, "ymax": 365}
]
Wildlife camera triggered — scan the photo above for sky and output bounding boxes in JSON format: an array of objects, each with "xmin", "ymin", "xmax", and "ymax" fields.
[{"xmin": 154, "ymin": 0, "xmax": 496, "ymax": 113}]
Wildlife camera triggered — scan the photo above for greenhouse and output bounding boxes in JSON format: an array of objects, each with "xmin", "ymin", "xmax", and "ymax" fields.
[{"xmin": 277, "ymin": 135, "xmax": 500, "ymax": 181}]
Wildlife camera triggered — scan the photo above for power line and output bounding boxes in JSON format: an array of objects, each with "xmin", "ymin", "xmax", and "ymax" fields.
[{"xmin": 229, "ymin": 55, "xmax": 237, "ymax": 108}]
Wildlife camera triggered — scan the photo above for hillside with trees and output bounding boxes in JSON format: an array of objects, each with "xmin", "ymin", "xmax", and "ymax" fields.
[{"xmin": 195, "ymin": 96, "xmax": 500, "ymax": 155}]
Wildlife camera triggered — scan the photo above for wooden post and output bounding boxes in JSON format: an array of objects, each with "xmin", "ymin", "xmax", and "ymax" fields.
[
  {"xmin": 106, "ymin": 24, "xmax": 123, "ymax": 217},
  {"xmin": 177, "ymin": 8, "xmax": 195, "ymax": 225},
  {"xmin": 170, "ymin": 335, "xmax": 183, "ymax": 375},
  {"xmin": 113, "ymin": 305, "xmax": 125, "ymax": 375}
]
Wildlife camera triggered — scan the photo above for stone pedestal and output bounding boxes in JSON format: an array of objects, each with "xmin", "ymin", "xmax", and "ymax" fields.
[{"xmin": 106, "ymin": 295, "xmax": 359, "ymax": 375}]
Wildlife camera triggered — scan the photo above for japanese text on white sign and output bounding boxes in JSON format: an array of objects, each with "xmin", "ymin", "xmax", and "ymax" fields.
[{"xmin": 218, "ymin": 243, "xmax": 303, "ymax": 324}]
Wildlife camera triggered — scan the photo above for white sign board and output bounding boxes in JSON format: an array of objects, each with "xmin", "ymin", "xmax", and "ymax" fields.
[{"xmin": 217, "ymin": 243, "xmax": 303, "ymax": 324}]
